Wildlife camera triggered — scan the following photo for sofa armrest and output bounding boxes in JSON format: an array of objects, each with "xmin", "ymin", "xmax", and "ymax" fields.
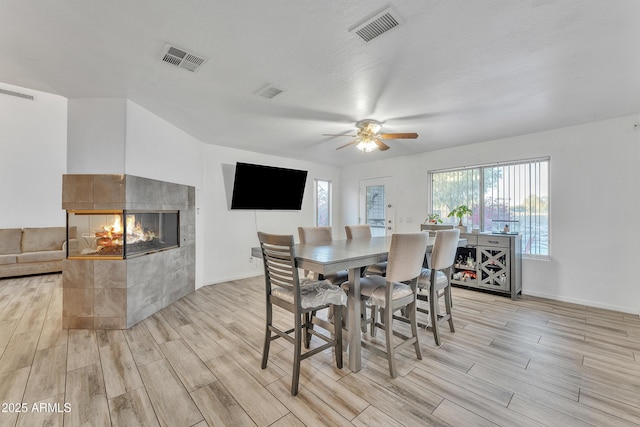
[{"xmin": 62, "ymin": 239, "xmax": 79, "ymax": 253}]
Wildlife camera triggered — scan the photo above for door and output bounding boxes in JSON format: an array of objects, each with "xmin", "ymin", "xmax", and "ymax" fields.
[{"xmin": 359, "ymin": 177, "xmax": 394, "ymax": 237}]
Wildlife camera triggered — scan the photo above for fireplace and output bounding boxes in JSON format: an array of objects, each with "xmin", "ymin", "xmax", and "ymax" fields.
[
  {"xmin": 62, "ymin": 174, "xmax": 195, "ymax": 329},
  {"xmin": 67, "ymin": 210, "xmax": 179, "ymax": 259}
]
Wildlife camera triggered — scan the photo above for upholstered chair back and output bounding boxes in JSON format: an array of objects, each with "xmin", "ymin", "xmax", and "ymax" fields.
[
  {"xmin": 298, "ymin": 226, "xmax": 332, "ymax": 244},
  {"xmin": 385, "ymin": 233, "xmax": 429, "ymax": 283},
  {"xmin": 345, "ymin": 225, "xmax": 371, "ymax": 239},
  {"xmin": 430, "ymin": 229, "xmax": 460, "ymax": 270}
]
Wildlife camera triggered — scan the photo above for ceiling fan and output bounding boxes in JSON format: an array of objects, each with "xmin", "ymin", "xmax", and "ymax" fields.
[{"xmin": 323, "ymin": 119, "xmax": 418, "ymax": 152}]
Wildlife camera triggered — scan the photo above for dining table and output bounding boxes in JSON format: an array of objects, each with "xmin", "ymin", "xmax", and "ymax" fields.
[{"xmin": 292, "ymin": 234, "xmax": 466, "ymax": 372}]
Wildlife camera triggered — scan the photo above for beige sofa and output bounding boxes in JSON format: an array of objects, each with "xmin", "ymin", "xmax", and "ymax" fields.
[{"xmin": 0, "ymin": 227, "xmax": 76, "ymax": 279}]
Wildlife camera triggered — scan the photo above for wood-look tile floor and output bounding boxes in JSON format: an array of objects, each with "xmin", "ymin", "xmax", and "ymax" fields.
[{"xmin": 1, "ymin": 273, "xmax": 639, "ymax": 426}]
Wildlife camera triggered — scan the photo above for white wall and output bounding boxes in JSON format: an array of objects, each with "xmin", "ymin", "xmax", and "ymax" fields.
[
  {"xmin": 200, "ymin": 144, "xmax": 340, "ymax": 285},
  {"xmin": 122, "ymin": 100, "xmax": 205, "ymax": 287},
  {"xmin": 340, "ymin": 114, "xmax": 640, "ymax": 314},
  {"xmin": 67, "ymin": 99, "xmax": 126, "ymax": 174},
  {"xmin": 0, "ymin": 83, "xmax": 67, "ymax": 228},
  {"xmin": 124, "ymin": 101, "xmax": 203, "ymax": 188}
]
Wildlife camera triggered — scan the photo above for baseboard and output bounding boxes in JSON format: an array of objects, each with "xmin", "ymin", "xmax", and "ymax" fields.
[
  {"xmin": 523, "ymin": 290, "xmax": 639, "ymax": 316},
  {"xmin": 197, "ymin": 272, "xmax": 262, "ymax": 289}
]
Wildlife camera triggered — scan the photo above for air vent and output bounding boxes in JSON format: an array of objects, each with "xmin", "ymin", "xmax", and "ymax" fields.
[
  {"xmin": 0, "ymin": 88, "xmax": 35, "ymax": 101},
  {"xmin": 255, "ymin": 84, "xmax": 284, "ymax": 99},
  {"xmin": 349, "ymin": 7, "xmax": 403, "ymax": 43},
  {"xmin": 159, "ymin": 44, "xmax": 208, "ymax": 72}
]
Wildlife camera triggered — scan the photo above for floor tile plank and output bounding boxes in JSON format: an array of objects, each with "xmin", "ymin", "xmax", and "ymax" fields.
[
  {"xmin": 138, "ymin": 358, "xmax": 204, "ymax": 427},
  {"xmin": 206, "ymin": 354, "xmax": 289, "ymax": 426},
  {"xmin": 99, "ymin": 340, "xmax": 144, "ymax": 399},
  {"xmin": 108, "ymin": 387, "xmax": 160, "ymax": 427},
  {"xmin": 64, "ymin": 362, "xmax": 111, "ymax": 427}
]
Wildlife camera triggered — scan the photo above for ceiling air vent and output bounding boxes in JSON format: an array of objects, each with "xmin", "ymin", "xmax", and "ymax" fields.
[
  {"xmin": 349, "ymin": 7, "xmax": 403, "ymax": 43},
  {"xmin": 254, "ymin": 84, "xmax": 284, "ymax": 100},
  {"xmin": 0, "ymin": 88, "xmax": 35, "ymax": 101},
  {"xmin": 159, "ymin": 44, "xmax": 208, "ymax": 72}
]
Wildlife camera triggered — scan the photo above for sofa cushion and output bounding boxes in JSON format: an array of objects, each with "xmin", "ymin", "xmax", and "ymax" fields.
[
  {"xmin": 21, "ymin": 227, "xmax": 67, "ymax": 253},
  {"xmin": 0, "ymin": 228, "xmax": 23, "ymax": 255},
  {"xmin": 0, "ymin": 254, "xmax": 17, "ymax": 265},
  {"xmin": 17, "ymin": 250, "xmax": 65, "ymax": 263}
]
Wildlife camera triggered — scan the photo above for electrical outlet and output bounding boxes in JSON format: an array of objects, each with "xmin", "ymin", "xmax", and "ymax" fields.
[{"xmin": 249, "ymin": 257, "xmax": 260, "ymax": 269}]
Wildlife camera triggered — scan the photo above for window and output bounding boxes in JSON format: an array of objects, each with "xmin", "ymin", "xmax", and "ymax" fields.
[
  {"xmin": 365, "ymin": 184, "xmax": 386, "ymax": 234},
  {"xmin": 315, "ymin": 179, "xmax": 332, "ymax": 226},
  {"xmin": 429, "ymin": 158, "xmax": 549, "ymax": 257}
]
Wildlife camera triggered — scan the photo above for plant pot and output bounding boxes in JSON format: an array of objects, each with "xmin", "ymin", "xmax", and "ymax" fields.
[{"xmin": 456, "ymin": 225, "xmax": 470, "ymax": 233}]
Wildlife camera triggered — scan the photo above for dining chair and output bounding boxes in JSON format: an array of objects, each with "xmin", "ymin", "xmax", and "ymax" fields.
[
  {"xmin": 298, "ymin": 226, "xmax": 350, "ymax": 345},
  {"xmin": 298, "ymin": 226, "xmax": 349, "ymax": 285},
  {"xmin": 357, "ymin": 232, "xmax": 429, "ymax": 378},
  {"xmin": 344, "ymin": 224, "xmax": 389, "ymax": 337},
  {"xmin": 345, "ymin": 224, "xmax": 387, "ymax": 276},
  {"xmin": 416, "ymin": 228, "xmax": 460, "ymax": 346},
  {"xmin": 258, "ymin": 232, "xmax": 346, "ymax": 396}
]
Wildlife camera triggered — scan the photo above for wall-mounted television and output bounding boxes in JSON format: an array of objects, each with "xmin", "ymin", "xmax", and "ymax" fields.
[{"xmin": 230, "ymin": 162, "xmax": 308, "ymax": 210}]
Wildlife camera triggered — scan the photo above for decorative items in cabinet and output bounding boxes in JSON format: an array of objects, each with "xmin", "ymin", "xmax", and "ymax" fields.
[{"xmin": 452, "ymin": 246, "xmax": 478, "ymax": 285}]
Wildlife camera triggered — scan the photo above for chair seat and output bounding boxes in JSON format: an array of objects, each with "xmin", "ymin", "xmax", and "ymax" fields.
[
  {"xmin": 417, "ymin": 268, "xmax": 449, "ymax": 292},
  {"xmin": 272, "ymin": 279, "xmax": 347, "ymax": 309},
  {"xmin": 359, "ymin": 275, "xmax": 413, "ymax": 307}
]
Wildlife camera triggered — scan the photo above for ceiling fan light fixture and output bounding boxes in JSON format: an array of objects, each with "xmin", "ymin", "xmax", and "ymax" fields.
[{"xmin": 356, "ymin": 139, "xmax": 377, "ymax": 152}]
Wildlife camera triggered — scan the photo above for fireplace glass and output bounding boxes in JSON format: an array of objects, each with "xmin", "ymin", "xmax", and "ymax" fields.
[{"xmin": 67, "ymin": 210, "xmax": 180, "ymax": 259}]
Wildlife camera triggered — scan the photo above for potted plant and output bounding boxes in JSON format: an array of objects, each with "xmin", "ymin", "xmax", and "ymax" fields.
[
  {"xmin": 425, "ymin": 213, "xmax": 442, "ymax": 224},
  {"xmin": 448, "ymin": 205, "xmax": 472, "ymax": 232}
]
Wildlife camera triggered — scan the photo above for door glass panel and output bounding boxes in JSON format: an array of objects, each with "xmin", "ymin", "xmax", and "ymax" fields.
[{"xmin": 366, "ymin": 185, "xmax": 386, "ymax": 237}]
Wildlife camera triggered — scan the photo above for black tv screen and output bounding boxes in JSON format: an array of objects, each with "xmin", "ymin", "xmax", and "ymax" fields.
[{"xmin": 230, "ymin": 162, "xmax": 308, "ymax": 210}]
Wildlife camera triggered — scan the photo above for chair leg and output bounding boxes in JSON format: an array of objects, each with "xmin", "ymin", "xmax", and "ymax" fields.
[
  {"xmin": 384, "ymin": 303, "xmax": 398, "ymax": 378},
  {"xmin": 361, "ymin": 301, "xmax": 368, "ymax": 333},
  {"xmin": 408, "ymin": 300, "xmax": 422, "ymax": 360},
  {"xmin": 430, "ymin": 286, "xmax": 441, "ymax": 346},
  {"xmin": 370, "ymin": 304, "xmax": 378, "ymax": 336},
  {"xmin": 340, "ymin": 305, "xmax": 350, "ymax": 351},
  {"xmin": 444, "ymin": 285, "xmax": 455, "ymax": 333},
  {"xmin": 291, "ymin": 312, "xmax": 303, "ymax": 396},
  {"xmin": 304, "ymin": 311, "xmax": 316, "ymax": 348},
  {"xmin": 333, "ymin": 304, "xmax": 343, "ymax": 368},
  {"xmin": 261, "ymin": 302, "xmax": 272, "ymax": 369}
]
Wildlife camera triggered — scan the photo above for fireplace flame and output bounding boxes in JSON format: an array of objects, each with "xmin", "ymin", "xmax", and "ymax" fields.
[
  {"xmin": 95, "ymin": 214, "xmax": 156, "ymax": 248},
  {"xmin": 112, "ymin": 216, "xmax": 122, "ymax": 233},
  {"xmin": 125, "ymin": 215, "xmax": 156, "ymax": 244}
]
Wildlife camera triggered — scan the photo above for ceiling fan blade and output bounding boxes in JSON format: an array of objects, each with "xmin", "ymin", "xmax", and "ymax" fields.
[
  {"xmin": 379, "ymin": 133, "xmax": 419, "ymax": 139},
  {"xmin": 322, "ymin": 133, "xmax": 357, "ymax": 137},
  {"xmin": 336, "ymin": 140, "xmax": 359, "ymax": 150},
  {"xmin": 374, "ymin": 139, "xmax": 390, "ymax": 151}
]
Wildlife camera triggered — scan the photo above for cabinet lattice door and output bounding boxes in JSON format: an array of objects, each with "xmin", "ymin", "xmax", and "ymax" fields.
[{"xmin": 479, "ymin": 248, "xmax": 509, "ymax": 292}]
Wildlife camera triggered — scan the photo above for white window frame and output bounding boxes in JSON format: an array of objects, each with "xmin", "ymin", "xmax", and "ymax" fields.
[{"xmin": 314, "ymin": 179, "xmax": 332, "ymax": 226}]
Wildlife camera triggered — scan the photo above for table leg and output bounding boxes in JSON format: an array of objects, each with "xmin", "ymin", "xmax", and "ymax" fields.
[{"xmin": 347, "ymin": 267, "xmax": 361, "ymax": 372}]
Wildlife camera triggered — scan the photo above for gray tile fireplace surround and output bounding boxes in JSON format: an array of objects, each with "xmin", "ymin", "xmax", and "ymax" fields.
[{"xmin": 62, "ymin": 174, "xmax": 195, "ymax": 329}]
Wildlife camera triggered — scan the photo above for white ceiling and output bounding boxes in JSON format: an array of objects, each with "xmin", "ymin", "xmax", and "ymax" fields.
[{"xmin": 1, "ymin": 1, "xmax": 639, "ymax": 166}]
